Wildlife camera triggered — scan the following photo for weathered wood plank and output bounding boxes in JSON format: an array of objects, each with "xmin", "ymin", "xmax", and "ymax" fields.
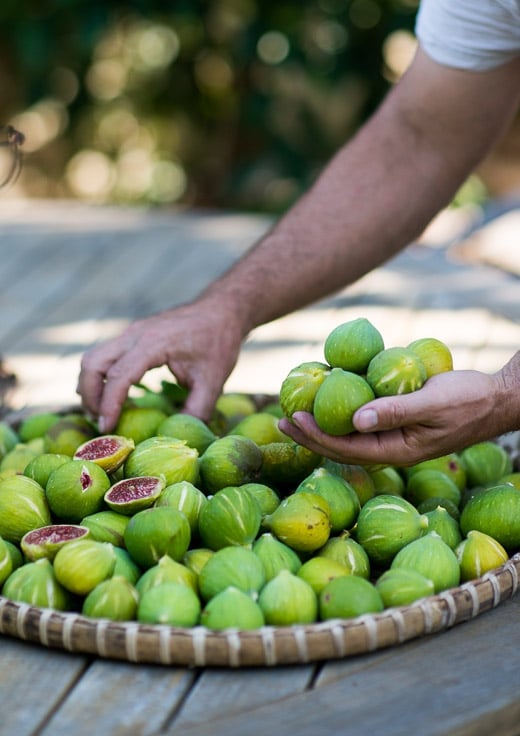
[
  {"xmin": 37, "ymin": 658, "xmax": 197, "ymax": 736},
  {"xmin": 166, "ymin": 596, "xmax": 520, "ymax": 736},
  {"xmin": 0, "ymin": 637, "xmax": 89, "ymax": 736},
  {"xmin": 169, "ymin": 665, "xmax": 316, "ymax": 731}
]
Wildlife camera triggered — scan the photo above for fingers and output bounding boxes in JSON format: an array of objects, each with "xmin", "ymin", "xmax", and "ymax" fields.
[
  {"xmin": 78, "ymin": 341, "xmax": 151, "ymax": 432},
  {"xmin": 182, "ymin": 378, "xmax": 223, "ymax": 424}
]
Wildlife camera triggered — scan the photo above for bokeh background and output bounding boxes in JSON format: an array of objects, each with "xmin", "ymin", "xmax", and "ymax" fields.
[{"xmin": 3, "ymin": 0, "xmax": 515, "ymax": 214}]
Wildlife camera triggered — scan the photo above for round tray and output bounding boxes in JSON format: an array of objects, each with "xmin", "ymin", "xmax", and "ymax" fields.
[
  {"xmin": 1, "ymin": 552, "xmax": 519, "ymax": 667},
  {"xmin": 1, "ymin": 407, "xmax": 520, "ymax": 667}
]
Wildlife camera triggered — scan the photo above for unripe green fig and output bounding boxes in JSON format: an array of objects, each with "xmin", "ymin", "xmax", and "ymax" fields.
[
  {"xmin": 3, "ymin": 558, "xmax": 71, "ymax": 610},
  {"xmin": 313, "ymin": 368, "xmax": 375, "ymax": 435},
  {"xmin": 258, "ymin": 570, "xmax": 318, "ymax": 625},
  {"xmin": 279, "ymin": 361, "xmax": 331, "ymax": 418},
  {"xmin": 324, "ymin": 317, "xmax": 384, "ymax": 374},
  {"xmin": 391, "ymin": 532, "xmax": 460, "ymax": 593},
  {"xmin": 82, "ymin": 576, "xmax": 139, "ymax": 621},
  {"xmin": 200, "ymin": 587, "xmax": 264, "ymax": 630}
]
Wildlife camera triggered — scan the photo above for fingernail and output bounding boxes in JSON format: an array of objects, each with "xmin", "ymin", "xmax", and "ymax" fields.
[
  {"xmin": 98, "ymin": 416, "xmax": 108, "ymax": 433},
  {"xmin": 355, "ymin": 408, "xmax": 378, "ymax": 431}
]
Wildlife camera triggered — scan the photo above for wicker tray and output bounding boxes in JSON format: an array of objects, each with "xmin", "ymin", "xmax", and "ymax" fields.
[{"xmin": 1, "ymin": 407, "xmax": 520, "ymax": 668}]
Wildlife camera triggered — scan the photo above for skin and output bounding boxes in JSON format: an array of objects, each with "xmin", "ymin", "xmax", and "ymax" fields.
[{"xmin": 77, "ymin": 47, "xmax": 520, "ymax": 465}]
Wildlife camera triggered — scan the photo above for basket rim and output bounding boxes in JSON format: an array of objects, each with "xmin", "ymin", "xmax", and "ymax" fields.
[{"xmin": 0, "ymin": 552, "xmax": 519, "ymax": 666}]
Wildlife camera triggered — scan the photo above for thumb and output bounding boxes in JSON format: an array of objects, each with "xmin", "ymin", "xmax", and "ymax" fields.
[{"xmin": 353, "ymin": 394, "xmax": 423, "ymax": 433}]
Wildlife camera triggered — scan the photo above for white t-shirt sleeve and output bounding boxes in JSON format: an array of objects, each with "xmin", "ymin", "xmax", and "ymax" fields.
[{"xmin": 415, "ymin": 0, "xmax": 520, "ymax": 71}]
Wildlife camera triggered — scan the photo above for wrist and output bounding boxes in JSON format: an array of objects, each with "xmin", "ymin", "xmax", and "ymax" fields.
[{"xmin": 492, "ymin": 352, "xmax": 520, "ymax": 434}]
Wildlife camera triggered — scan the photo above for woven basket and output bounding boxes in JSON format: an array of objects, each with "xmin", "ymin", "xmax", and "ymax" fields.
[{"xmin": 1, "ymin": 406, "xmax": 520, "ymax": 668}]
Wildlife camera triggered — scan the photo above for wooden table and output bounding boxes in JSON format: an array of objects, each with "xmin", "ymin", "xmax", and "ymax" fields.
[{"xmin": 1, "ymin": 199, "xmax": 519, "ymax": 736}]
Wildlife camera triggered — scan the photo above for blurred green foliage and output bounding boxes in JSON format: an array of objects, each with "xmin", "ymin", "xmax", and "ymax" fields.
[{"xmin": 0, "ymin": 0, "xmax": 419, "ymax": 212}]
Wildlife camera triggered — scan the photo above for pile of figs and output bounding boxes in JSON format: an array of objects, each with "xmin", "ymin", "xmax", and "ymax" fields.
[{"xmin": 0, "ymin": 317, "xmax": 519, "ymax": 630}]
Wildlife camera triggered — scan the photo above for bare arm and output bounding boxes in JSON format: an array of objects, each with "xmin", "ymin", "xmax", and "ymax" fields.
[
  {"xmin": 200, "ymin": 48, "xmax": 520, "ymax": 333},
  {"xmin": 78, "ymin": 48, "xmax": 520, "ymax": 431}
]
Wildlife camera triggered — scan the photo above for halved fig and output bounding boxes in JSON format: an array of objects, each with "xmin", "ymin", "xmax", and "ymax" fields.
[
  {"xmin": 21, "ymin": 523, "xmax": 91, "ymax": 561},
  {"xmin": 104, "ymin": 475, "xmax": 165, "ymax": 515},
  {"xmin": 73, "ymin": 434, "xmax": 135, "ymax": 473}
]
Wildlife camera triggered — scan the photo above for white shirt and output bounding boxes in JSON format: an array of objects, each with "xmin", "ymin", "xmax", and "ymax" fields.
[{"xmin": 415, "ymin": 0, "xmax": 520, "ymax": 70}]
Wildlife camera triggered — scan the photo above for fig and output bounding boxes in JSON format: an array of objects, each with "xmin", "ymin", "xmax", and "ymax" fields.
[
  {"xmin": 199, "ymin": 435, "xmax": 263, "ymax": 494},
  {"xmin": 157, "ymin": 413, "xmax": 217, "ymax": 454},
  {"xmin": 279, "ymin": 361, "xmax": 331, "ymax": 418},
  {"xmin": 154, "ymin": 481, "xmax": 207, "ymax": 535},
  {"xmin": 0, "ymin": 442, "xmax": 40, "ymax": 473},
  {"xmin": 231, "ymin": 411, "xmax": 291, "ymax": 446},
  {"xmin": 324, "ymin": 461, "xmax": 376, "ymax": 506},
  {"xmin": 104, "ymin": 475, "xmax": 165, "ymax": 515},
  {"xmin": 500, "ymin": 472, "xmax": 520, "ymax": 490},
  {"xmin": 407, "ymin": 337, "xmax": 453, "ymax": 378},
  {"xmin": 124, "ymin": 506, "xmax": 191, "ymax": 568},
  {"xmin": 0, "ymin": 422, "xmax": 20, "ymax": 459},
  {"xmin": 240, "ymin": 482, "xmax": 280, "ymax": 518},
  {"xmin": 258, "ymin": 570, "xmax": 318, "ymax": 625},
  {"xmin": 319, "ymin": 575, "xmax": 384, "ymax": 620},
  {"xmin": 354, "ymin": 494, "xmax": 429, "ymax": 567},
  {"xmin": 43, "ymin": 414, "xmax": 97, "ymax": 456},
  {"xmin": 313, "ymin": 368, "xmax": 375, "ymax": 436},
  {"xmin": 18, "ymin": 412, "xmax": 61, "ymax": 442},
  {"xmin": 405, "ymin": 469, "xmax": 461, "ymax": 508},
  {"xmin": 124, "ymin": 435, "xmax": 199, "ymax": 486},
  {"xmin": 296, "ymin": 466, "xmax": 360, "ymax": 533},
  {"xmin": 82, "ymin": 575, "xmax": 139, "ymax": 621},
  {"xmin": 128, "ymin": 384, "xmax": 174, "ymax": 413},
  {"xmin": 0, "ymin": 536, "xmax": 13, "ymax": 585},
  {"xmin": 375, "ymin": 568, "xmax": 435, "ymax": 607},
  {"xmin": 417, "ymin": 496, "xmax": 460, "ymax": 521},
  {"xmin": 74, "ymin": 434, "xmax": 135, "ymax": 473},
  {"xmin": 4, "ymin": 541, "xmax": 23, "ymax": 572},
  {"xmin": 198, "ymin": 545, "xmax": 265, "ymax": 601},
  {"xmin": 455, "ymin": 530, "xmax": 509, "ymax": 582},
  {"xmin": 460, "ymin": 441, "xmax": 513, "ymax": 488},
  {"xmin": 45, "ymin": 459, "xmax": 111, "ymax": 522},
  {"xmin": 404, "ymin": 452, "xmax": 466, "ymax": 492},
  {"xmin": 200, "ymin": 586, "xmax": 264, "ymax": 630},
  {"xmin": 80, "ymin": 509, "xmax": 130, "ymax": 546},
  {"xmin": 115, "ymin": 406, "xmax": 168, "ymax": 444},
  {"xmin": 2, "ymin": 558, "xmax": 71, "ymax": 610},
  {"xmin": 137, "ymin": 582, "xmax": 201, "ymax": 627},
  {"xmin": 198, "ymin": 486, "xmax": 261, "ymax": 550},
  {"xmin": 21, "ymin": 523, "xmax": 91, "ymax": 561},
  {"xmin": 460, "ymin": 483, "xmax": 520, "ymax": 551},
  {"xmin": 423, "ymin": 506, "xmax": 462, "ymax": 550},
  {"xmin": 136, "ymin": 554, "xmax": 198, "ymax": 596},
  {"xmin": 214, "ymin": 392, "xmax": 257, "ymax": 429},
  {"xmin": 297, "ymin": 556, "xmax": 350, "ymax": 595},
  {"xmin": 317, "ymin": 534, "xmax": 371, "ymax": 579},
  {"xmin": 369, "ymin": 465, "xmax": 405, "ymax": 497},
  {"xmin": 252, "ymin": 532, "xmax": 302, "ymax": 582},
  {"xmin": 259, "ymin": 441, "xmax": 321, "ymax": 489},
  {"xmin": 324, "ymin": 317, "xmax": 384, "ymax": 374},
  {"xmin": 0, "ymin": 475, "xmax": 51, "ymax": 544},
  {"xmin": 263, "ymin": 491, "xmax": 331, "ymax": 553},
  {"xmin": 183, "ymin": 547, "xmax": 214, "ymax": 577},
  {"xmin": 366, "ymin": 346, "xmax": 427, "ymax": 397},
  {"xmin": 390, "ymin": 532, "xmax": 460, "ymax": 593},
  {"xmin": 24, "ymin": 453, "xmax": 71, "ymax": 488},
  {"xmin": 113, "ymin": 547, "xmax": 141, "ymax": 585},
  {"xmin": 53, "ymin": 539, "xmax": 117, "ymax": 595}
]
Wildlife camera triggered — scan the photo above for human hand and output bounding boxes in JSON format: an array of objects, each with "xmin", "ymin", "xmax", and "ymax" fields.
[
  {"xmin": 278, "ymin": 369, "xmax": 505, "ymax": 467},
  {"xmin": 77, "ymin": 299, "xmax": 245, "ymax": 432}
]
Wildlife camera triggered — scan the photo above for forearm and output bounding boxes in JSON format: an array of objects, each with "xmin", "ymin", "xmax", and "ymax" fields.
[{"xmin": 199, "ymin": 50, "xmax": 520, "ymax": 337}]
